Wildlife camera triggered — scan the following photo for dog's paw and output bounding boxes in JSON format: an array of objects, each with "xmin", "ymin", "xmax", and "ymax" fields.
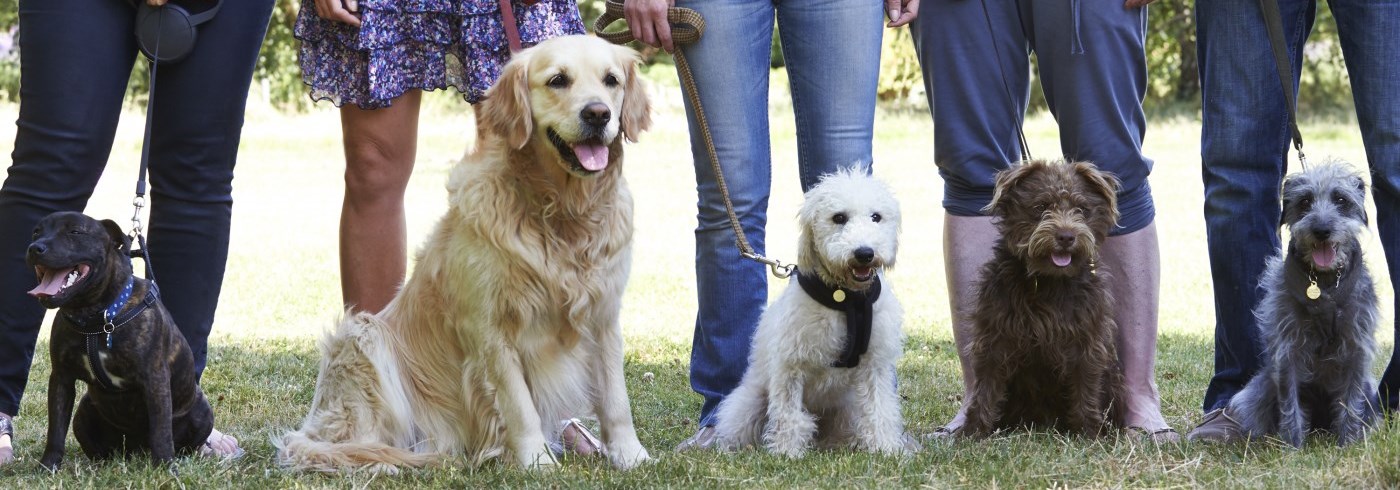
[
  {"xmin": 39, "ymin": 454, "xmax": 62, "ymax": 471},
  {"xmin": 516, "ymin": 445, "xmax": 559, "ymax": 470},
  {"xmin": 766, "ymin": 438, "xmax": 809, "ymax": 459},
  {"xmin": 606, "ymin": 442, "xmax": 651, "ymax": 470}
]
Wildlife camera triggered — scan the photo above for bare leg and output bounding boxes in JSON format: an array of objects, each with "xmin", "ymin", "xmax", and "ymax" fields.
[
  {"xmin": 934, "ymin": 214, "xmax": 998, "ymax": 435},
  {"xmin": 1101, "ymin": 222, "xmax": 1174, "ymax": 440},
  {"xmin": 339, "ymin": 91, "xmax": 422, "ymax": 313}
]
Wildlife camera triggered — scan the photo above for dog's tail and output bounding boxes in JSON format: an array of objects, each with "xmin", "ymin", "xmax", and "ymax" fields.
[{"xmin": 275, "ymin": 312, "xmax": 436, "ymax": 473}]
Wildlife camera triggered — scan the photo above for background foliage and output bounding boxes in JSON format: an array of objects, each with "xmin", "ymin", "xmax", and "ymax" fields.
[{"xmin": 0, "ymin": 0, "xmax": 1359, "ymax": 114}]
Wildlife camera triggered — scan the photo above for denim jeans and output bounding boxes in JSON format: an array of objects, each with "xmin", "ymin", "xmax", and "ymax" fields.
[
  {"xmin": 1197, "ymin": 0, "xmax": 1400, "ymax": 412},
  {"xmin": 673, "ymin": 0, "xmax": 883, "ymax": 426},
  {"xmin": 911, "ymin": 0, "xmax": 1155, "ymax": 235},
  {"xmin": 0, "ymin": 0, "xmax": 274, "ymax": 416}
]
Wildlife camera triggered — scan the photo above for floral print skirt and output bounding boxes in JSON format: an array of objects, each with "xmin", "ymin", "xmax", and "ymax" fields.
[{"xmin": 295, "ymin": 0, "xmax": 585, "ymax": 109}]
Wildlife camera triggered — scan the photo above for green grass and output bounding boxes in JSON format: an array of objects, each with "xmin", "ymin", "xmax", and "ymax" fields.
[{"xmin": 0, "ymin": 84, "xmax": 1396, "ymax": 488}]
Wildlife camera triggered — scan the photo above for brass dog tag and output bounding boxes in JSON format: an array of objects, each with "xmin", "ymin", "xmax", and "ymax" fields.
[
  {"xmin": 1307, "ymin": 281, "xmax": 1321, "ymax": 300},
  {"xmin": 832, "ymin": 290, "xmax": 847, "ymax": 303}
]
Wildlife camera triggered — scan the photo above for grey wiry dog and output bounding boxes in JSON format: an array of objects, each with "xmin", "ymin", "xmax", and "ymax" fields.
[
  {"xmin": 962, "ymin": 159, "xmax": 1126, "ymax": 437},
  {"xmin": 27, "ymin": 212, "xmax": 213, "ymax": 468},
  {"xmin": 1228, "ymin": 161, "xmax": 1380, "ymax": 448}
]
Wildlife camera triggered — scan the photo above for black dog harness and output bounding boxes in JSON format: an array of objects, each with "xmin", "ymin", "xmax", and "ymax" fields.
[
  {"xmin": 794, "ymin": 269, "xmax": 881, "ymax": 368},
  {"xmin": 62, "ymin": 277, "xmax": 157, "ymax": 392}
]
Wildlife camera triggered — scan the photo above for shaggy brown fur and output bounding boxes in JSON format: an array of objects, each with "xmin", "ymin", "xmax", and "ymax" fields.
[{"xmin": 961, "ymin": 159, "xmax": 1127, "ymax": 437}]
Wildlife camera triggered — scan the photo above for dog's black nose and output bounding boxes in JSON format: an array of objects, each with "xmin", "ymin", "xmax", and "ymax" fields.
[
  {"xmin": 854, "ymin": 247, "xmax": 875, "ymax": 264},
  {"xmin": 1055, "ymin": 231, "xmax": 1076, "ymax": 248},
  {"xmin": 1314, "ymin": 229, "xmax": 1332, "ymax": 242},
  {"xmin": 581, "ymin": 102, "xmax": 611, "ymax": 127},
  {"xmin": 28, "ymin": 242, "xmax": 45, "ymax": 257}
]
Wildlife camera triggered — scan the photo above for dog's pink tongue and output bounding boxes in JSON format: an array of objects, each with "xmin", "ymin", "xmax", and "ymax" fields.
[
  {"xmin": 1051, "ymin": 252, "xmax": 1073, "ymax": 267},
  {"xmin": 572, "ymin": 143, "xmax": 609, "ymax": 171},
  {"xmin": 27, "ymin": 267, "xmax": 70, "ymax": 298},
  {"xmin": 1313, "ymin": 244, "xmax": 1337, "ymax": 269}
]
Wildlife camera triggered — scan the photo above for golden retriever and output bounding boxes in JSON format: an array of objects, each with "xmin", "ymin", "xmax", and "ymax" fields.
[{"xmin": 276, "ymin": 35, "xmax": 653, "ymax": 472}]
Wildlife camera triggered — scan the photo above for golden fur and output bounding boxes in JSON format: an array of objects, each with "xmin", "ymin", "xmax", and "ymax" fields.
[{"xmin": 276, "ymin": 35, "xmax": 653, "ymax": 472}]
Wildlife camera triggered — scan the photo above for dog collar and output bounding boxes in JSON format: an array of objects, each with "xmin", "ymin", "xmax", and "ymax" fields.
[
  {"xmin": 795, "ymin": 269, "xmax": 881, "ymax": 368},
  {"xmin": 63, "ymin": 278, "xmax": 157, "ymax": 341}
]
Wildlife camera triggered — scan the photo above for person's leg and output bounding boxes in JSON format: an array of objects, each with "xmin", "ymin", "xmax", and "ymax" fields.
[
  {"xmin": 0, "ymin": 0, "xmax": 136, "ymax": 464},
  {"xmin": 1192, "ymin": 0, "xmax": 1312, "ymax": 421},
  {"xmin": 146, "ymin": 0, "xmax": 275, "ymax": 378},
  {"xmin": 1027, "ymin": 0, "xmax": 1170, "ymax": 437},
  {"xmin": 775, "ymin": 0, "xmax": 882, "ymax": 188},
  {"xmin": 1329, "ymin": 0, "xmax": 1400, "ymax": 411},
  {"xmin": 144, "ymin": 0, "xmax": 274, "ymax": 458},
  {"xmin": 910, "ymin": 0, "xmax": 1032, "ymax": 435},
  {"xmin": 671, "ymin": 0, "xmax": 775, "ymax": 440},
  {"xmin": 339, "ymin": 92, "xmax": 422, "ymax": 314}
]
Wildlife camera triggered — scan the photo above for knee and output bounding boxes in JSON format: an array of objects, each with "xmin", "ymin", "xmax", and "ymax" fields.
[{"xmin": 343, "ymin": 137, "xmax": 414, "ymax": 200}]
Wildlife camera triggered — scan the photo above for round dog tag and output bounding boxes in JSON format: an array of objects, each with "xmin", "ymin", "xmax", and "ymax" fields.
[
  {"xmin": 832, "ymin": 290, "xmax": 846, "ymax": 303},
  {"xmin": 1306, "ymin": 282, "xmax": 1321, "ymax": 300}
]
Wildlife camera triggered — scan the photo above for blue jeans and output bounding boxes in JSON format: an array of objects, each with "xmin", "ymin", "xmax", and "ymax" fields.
[
  {"xmin": 0, "ymin": 0, "xmax": 274, "ymax": 416},
  {"xmin": 674, "ymin": 0, "xmax": 883, "ymax": 427},
  {"xmin": 1197, "ymin": 0, "xmax": 1400, "ymax": 412},
  {"xmin": 911, "ymin": 0, "xmax": 1155, "ymax": 235}
]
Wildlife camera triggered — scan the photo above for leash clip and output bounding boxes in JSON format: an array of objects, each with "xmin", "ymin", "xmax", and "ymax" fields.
[
  {"xmin": 741, "ymin": 251, "xmax": 795, "ymax": 279},
  {"xmin": 130, "ymin": 195, "xmax": 146, "ymax": 238}
]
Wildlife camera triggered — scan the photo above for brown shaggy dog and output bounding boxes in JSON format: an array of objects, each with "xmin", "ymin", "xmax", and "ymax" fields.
[
  {"xmin": 960, "ymin": 159, "xmax": 1126, "ymax": 438},
  {"xmin": 275, "ymin": 35, "xmax": 653, "ymax": 472}
]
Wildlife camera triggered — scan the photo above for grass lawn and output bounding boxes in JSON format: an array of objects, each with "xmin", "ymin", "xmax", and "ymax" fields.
[{"xmin": 0, "ymin": 77, "xmax": 1395, "ymax": 488}]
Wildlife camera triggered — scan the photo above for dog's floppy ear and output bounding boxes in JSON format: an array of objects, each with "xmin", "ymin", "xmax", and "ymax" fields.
[
  {"xmin": 616, "ymin": 46, "xmax": 652, "ymax": 142},
  {"xmin": 1351, "ymin": 172, "xmax": 1370, "ymax": 226},
  {"xmin": 480, "ymin": 50, "xmax": 534, "ymax": 149},
  {"xmin": 100, "ymin": 219, "xmax": 131, "ymax": 254},
  {"xmin": 985, "ymin": 161, "xmax": 1040, "ymax": 216},
  {"xmin": 1072, "ymin": 161, "xmax": 1121, "ymax": 229},
  {"xmin": 1280, "ymin": 172, "xmax": 1306, "ymax": 229}
]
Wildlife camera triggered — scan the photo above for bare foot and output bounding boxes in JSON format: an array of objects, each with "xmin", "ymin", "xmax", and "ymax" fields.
[
  {"xmin": 0, "ymin": 412, "xmax": 14, "ymax": 465},
  {"xmin": 1122, "ymin": 387, "xmax": 1178, "ymax": 443},
  {"xmin": 198, "ymin": 427, "xmax": 245, "ymax": 459}
]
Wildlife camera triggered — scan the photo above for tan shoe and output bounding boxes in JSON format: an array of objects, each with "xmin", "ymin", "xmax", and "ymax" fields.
[
  {"xmin": 558, "ymin": 418, "xmax": 606, "ymax": 457},
  {"xmin": 674, "ymin": 425, "xmax": 717, "ymax": 452},
  {"xmin": 1185, "ymin": 408, "xmax": 1245, "ymax": 444}
]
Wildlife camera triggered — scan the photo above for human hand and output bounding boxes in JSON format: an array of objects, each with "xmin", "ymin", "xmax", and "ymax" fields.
[
  {"xmin": 316, "ymin": 0, "xmax": 363, "ymax": 27},
  {"xmin": 1123, "ymin": 0, "xmax": 1157, "ymax": 8},
  {"xmin": 624, "ymin": 0, "xmax": 675, "ymax": 53},
  {"xmin": 886, "ymin": 0, "xmax": 918, "ymax": 27}
]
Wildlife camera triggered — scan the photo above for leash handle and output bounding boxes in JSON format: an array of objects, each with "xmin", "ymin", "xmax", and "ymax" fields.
[
  {"xmin": 1257, "ymin": 0, "xmax": 1308, "ymax": 168},
  {"xmin": 594, "ymin": 1, "xmax": 793, "ymax": 279}
]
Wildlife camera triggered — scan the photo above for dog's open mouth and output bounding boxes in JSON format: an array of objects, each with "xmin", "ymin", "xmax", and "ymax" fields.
[
  {"xmin": 1312, "ymin": 242, "xmax": 1338, "ymax": 269},
  {"xmin": 852, "ymin": 266, "xmax": 876, "ymax": 283},
  {"xmin": 548, "ymin": 128, "xmax": 609, "ymax": 174},
  {"xmin": 1051, "ymin": 251, "xmax": 1073, "ymax": 268},
  {"xmin": 29, "ymin": 263, "xmax": 91, "ymax": 300}
]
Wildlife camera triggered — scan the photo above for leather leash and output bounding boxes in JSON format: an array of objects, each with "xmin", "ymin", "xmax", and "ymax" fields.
[
  {"xmin": 594, "ymin": 0, "xmax": 795, "ymax": 278},
  {"xmin": 1257, "ymin": 0, "xmax": 1309, "ymax": 169}
]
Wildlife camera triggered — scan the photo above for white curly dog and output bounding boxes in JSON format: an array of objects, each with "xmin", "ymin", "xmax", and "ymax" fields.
[{"xmin": 713, "ymin": 168, "xmax": 910, "ymax": 457}]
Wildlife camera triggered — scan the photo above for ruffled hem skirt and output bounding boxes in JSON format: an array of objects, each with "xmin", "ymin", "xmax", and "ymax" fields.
[{"xmin": 295, "ymin": 0, "xmax": 585, "ymax": 109}]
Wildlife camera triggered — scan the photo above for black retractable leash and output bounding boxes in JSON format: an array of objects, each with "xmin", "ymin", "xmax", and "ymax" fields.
[
  {"xmin": 978, "ymin": 0, "xmax": 1033, "ymax": 161},
  {"xmin": 1257, "ymin": 0, "xmax": 1309, "ymax": 170},
  {"xmin": 125, "ymin": 0, "xmax": 221, "ymax": 283}
]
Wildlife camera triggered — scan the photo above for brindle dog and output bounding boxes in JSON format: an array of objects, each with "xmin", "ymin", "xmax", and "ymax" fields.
[{"xmin": 27, "ymin": 211, "xmax": 212, "ymax": 468}]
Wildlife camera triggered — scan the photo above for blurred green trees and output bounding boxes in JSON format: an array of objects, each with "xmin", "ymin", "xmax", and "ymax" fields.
[{"xmin": 0, "ymin": 0, "xmax": 1359, "ymax": 114}]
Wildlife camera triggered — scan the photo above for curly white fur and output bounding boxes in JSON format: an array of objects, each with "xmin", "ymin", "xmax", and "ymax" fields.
[{"xmin": 713, "ymin": 168, "xmax": 910, "ymax": 458}]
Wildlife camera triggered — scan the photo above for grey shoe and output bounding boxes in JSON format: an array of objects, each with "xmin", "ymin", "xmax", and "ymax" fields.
[
  {"xmin": 675, "ymin": 425, "xmax": 717, "ymax": 452},
  {"xmin": 1185, "ymin": 408, "xmax": 1245, "ymax": 444}
]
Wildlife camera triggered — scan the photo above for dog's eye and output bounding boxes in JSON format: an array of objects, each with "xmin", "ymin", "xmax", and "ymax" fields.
[
  {"xmin": 1333, "ymin": 196, "xmax": 1348, "ymax": 207},
  {"xmin": 832, "ymin": 213, "xmax": 848, "ymax": 225},
  {"xmin": 871, "ymin": 213, "xmax": 882, "ymax": 223},
  {"xmin": 68, "ymin": 229, "xmax": 82, "ymax": 235},
  {"xmin": 1299, "ymin": 197, "xmax": 1313, "ymax": 209},
  {"xmin": 603, "ymin": 73, "xmax": 620, "ymax": 87},
  {"xmin": 547, "ymin": 74, "xmax": 570, "ymax": 89}
]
